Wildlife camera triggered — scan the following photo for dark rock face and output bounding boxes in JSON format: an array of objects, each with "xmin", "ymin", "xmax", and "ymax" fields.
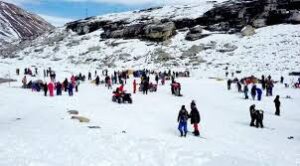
[
  {"xmin": 200, "ymin": 0, "xmax": 300, "ymax": 32},
  {"xmin": 0, "ymin": 1, "xmax": 54, "ymax": 41},
  {"xmin": 65, "ymin": 0, "xmax": 300, "ymax": 42}
]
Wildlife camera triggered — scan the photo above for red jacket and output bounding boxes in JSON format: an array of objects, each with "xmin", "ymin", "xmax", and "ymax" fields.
[{"xmin": 119, "ymin": 85, "xmax": 124, "ymax": 92}]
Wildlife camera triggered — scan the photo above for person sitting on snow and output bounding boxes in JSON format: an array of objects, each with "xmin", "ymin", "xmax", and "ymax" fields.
[{"xmin": 177, "ymin": 105, "xmax": 189, "ymax": 137}]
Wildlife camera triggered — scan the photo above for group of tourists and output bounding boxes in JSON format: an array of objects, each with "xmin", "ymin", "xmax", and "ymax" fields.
[{"xmin": 20, "ymin": 67, "xmax": 84, "ymax": 97}]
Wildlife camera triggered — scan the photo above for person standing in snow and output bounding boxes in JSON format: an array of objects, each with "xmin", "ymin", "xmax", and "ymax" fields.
[
  {"xmin": 48, "ymin": 82, "xmax": 54, "ymax": 97},
  {"xmin": 256, "ymin": 87, "xmax": 262, "ymax": 101},
  {"xmin": 133, "ymin": 79, "xmax": 137, "ymax": 94},
  {"xmin": 261, "ymin": 75, "xmax": 266, "ymax": 90},
  {"xmin": 251, "ymin": 85, "xmax": 257, "ymax": 100},
  {"xmin": 68, "ymin": 83, "xmax": 74, "ymax": 96},
  {"xmin": 244, "ymin": 84, "xmax": 249, "ymax": 99},
  {"xmin": 22, "ymin": 76, "xmax": 27, "ymax": 88},
  {"xmin": 63, "ymin": 78, "xmax": 68, "ymax": 92},
  {"xmin": 75, "ymin": 79, "xmax": 80, "ymax": 92},
  {"xmin": 274, "ymin": 95, "xmax": 281, "ymax": 116},
  {"xmin": 155, "ymin": 74, "xmax": 159, "ymax": 85},
  {"xmin": 43, "ymin": 82, "xmax": 48, "ymax": 96},
  {"xmin": 95, "ymin": 76, "xmax": 100, "ymax": 86},
  {"xmin": 190, "ymin": 101, "xmax": 200, "ymax": 136},
  {"xmin": 280, "ymin": 76, "xmax": 284, "ymax": 84},
  {"xmin": 237, "ymin": 81, "xmax": 242, "ymax": 92},
  {"xmin": 88, "ymin": 72, "xmax": 92, "ymax": 80},
  {"xmin": 56, "ymin": 82, "xmax": 62, "ymax": 96},
  {"xmin": 16, "ymin": 68, "xmax": 20, "ymax": 76},
  {"xmin": 177, "ymin": 105, "xmax": 189, "ymax": 137},
  {"xmin": 227, "ymin": 79, "xmax": 232, "ymax": 90},
  {"xmin": 249, "ymin": 104, "xmax": 256, "ymax": 126}
]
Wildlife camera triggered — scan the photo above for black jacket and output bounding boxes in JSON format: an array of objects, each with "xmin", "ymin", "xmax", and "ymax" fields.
[
  {"xmin": 274, "ymin": 98, "xmax": 281, "ymax": 107},
  {"xmin": 177, "ymin": 108, "xmax": 189, "ymax": 123},
  {"xmin": 190, "ymin": 107, "xmax": 200, "ymax": 124}
]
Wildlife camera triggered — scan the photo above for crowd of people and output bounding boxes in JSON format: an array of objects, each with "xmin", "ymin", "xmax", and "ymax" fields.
[
  {"xmin": 224, "ymin": 71, "xmax": 296, "ymax": 129},
  {"xmin": 20, "ymin": 67, "xmax": 84, "ymax": 97},
  {"xmin": 16, "ymin": 66, "xmax": 297, "ymax": 137}
]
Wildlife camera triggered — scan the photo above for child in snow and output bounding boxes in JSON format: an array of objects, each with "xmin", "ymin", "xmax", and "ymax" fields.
[{"xmin": 177, "ymin": 105, "xmax": 189, "ymax": 137}]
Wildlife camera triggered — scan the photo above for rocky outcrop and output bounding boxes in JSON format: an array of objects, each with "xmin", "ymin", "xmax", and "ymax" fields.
[
  {"xmin": 200, "ymin": 0, "xmax": 300, "ymax": 33},
  {"xmin": 144, "ymin": 22, "xmax": 176, "ymax": 41},
  {"xmin": 65, "ymin": 0, "xmax": 300, "ymax": 42}
]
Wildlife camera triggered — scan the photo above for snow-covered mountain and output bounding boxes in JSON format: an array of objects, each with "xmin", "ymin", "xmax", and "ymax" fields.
[
  {"xmin": 0, "ymin": 1, "xmax": 54, "ymax": 45},
  {"xmin": 0, "ymin": 0, "xmax": 299, "ymax": 76}
]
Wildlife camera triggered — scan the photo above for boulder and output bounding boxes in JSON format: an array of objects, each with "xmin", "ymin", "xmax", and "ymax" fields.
[
  {"xmin": 185, "ymin": 26, "xmax": 207, "ymax": 41},
  {"xmin": 68, "ymin": 110, "xmax": 79, "ymax": 115},
  {"xmin": 241, "ymin": 25, "xmax": 255, "ymax": 36},
  {"xmin": 190, "ymin": 26, "xmax": 203, "ymax": 34},
  {"xmin": 144, "ymin": 22, "xmax": 176, "ymax": 41},
  {"xmin": 290, "ymin": 12, "xmax": 300, "ymax": 23},
  {"xmin": 71, "ymin": 116, "xmax": 90, "ymax": 123}
]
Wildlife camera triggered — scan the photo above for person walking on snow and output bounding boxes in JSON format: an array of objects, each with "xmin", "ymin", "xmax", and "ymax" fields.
[
  {"xmin": 177, "ymin": 105, "xmax": 189, "ymax": 137},
  {"xmin": 190, "ymin": 101, "xmax": 200, "ymax": 136},
  {"xmin": 133, "ymin": 79, "xmax": 137, "ymax": 94},
  {"xmin": 48, "ymin": 82, "xmax": 54, "ymax": 97}
]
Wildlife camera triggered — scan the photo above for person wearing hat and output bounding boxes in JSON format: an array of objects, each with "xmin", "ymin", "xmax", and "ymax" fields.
[
  {"xmin": 190, "ymin": 100, "xmax": 200, "ymax": 136},
  {"xmin": 177, "ymin": 105, "xmax": 189, "ymax": 137}
]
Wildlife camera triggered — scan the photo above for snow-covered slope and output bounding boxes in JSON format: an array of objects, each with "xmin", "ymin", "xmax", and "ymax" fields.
[
  {"xmin": 0, "ymin": 0, "xmax": 299, "ymax": 76},
  {"xmin": 0, "ymin": 1, "xmax": 54, "ymax": 44}
]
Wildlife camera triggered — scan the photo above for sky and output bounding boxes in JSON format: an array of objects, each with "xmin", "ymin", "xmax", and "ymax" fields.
[{"xmin": 2, "ymin": 0, "xmax": 201, "ymax": 27}]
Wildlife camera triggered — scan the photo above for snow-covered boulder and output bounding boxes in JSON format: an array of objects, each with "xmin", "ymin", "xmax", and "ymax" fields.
[{"xmin": 241, "ymin": 25, "xmax": 256, "ymax": 36}]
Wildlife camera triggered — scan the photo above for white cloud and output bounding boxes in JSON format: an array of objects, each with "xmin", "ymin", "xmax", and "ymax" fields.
[{"xmin": 38, "ymin": 14, "xmax": 74, "ymax": 27}]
